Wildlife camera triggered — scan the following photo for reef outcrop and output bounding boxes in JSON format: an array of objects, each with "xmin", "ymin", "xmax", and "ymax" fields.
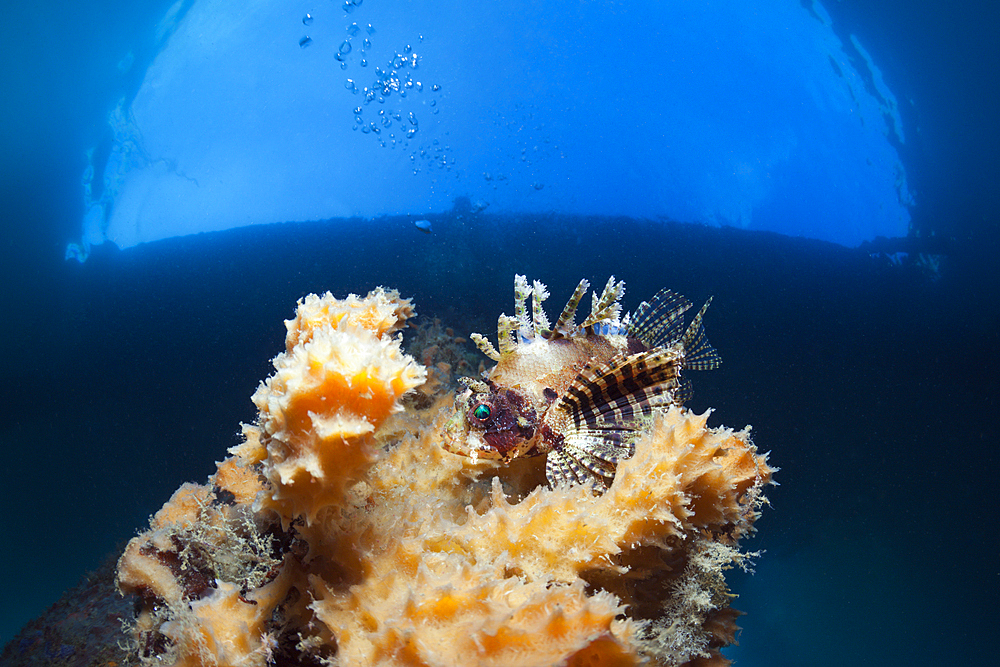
[{"xmin": 116, "ymin": 286, "xmax": 773, "ymax": 666}]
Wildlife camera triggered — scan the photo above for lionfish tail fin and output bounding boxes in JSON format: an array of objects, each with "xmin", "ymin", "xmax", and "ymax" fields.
[{"xmin": 680, "ymin": 297, "xmax": 722, "ymax": 370}]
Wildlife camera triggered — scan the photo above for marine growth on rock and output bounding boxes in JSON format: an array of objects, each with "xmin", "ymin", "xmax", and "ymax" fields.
[{"xmin": 116, "ymin": 279, "xmax": 774, "ymax": 667}]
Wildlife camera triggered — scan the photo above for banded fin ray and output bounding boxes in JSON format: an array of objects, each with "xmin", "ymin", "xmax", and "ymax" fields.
[
  {"xmin": 542, "ymin": 303, "xmax": 719, "ymax": 489},
  {"xmin": 564, "ymin": 430, "xmax": 635, "ymax": 463},
  {"xmin": 497, "ymin": 314, "xmax": 520, "ymax": 356},
  {"xmin": 548, "ymin": 278, "xmax": 590, "ymax": 339},
  {"xmin": 542, "ymin": 348, "xmax": 691, "ymax": 487},
  {"xmin": 545, "ymin": 436, "xmax": 630, "ymax": 488},
  {"xmin": 680, "ymin": 298, "xmax": 722, "ymax": 371},
  {"xmin": 546, "ymin": 448, "xmax": 596, "ymax": 488},
  {"xmin": 531, "ymin": 280, "xmax": 552, "ymax": 336},
  {"xmin": 470, "ymin": 333, "xmax": 500, "ymax": 361},
  {"xmin": 628, "ymin": 288, "xmax": 693, "ymax": 349},
  {"xmin": 580, "ymin": 276, "xmax": 625, "ymax": 329},
  {"xmin": 554, "ymin": 348, "xmax": 687, "ymax": 430},
  {"xmin": 513, "ymin": 275, "xmax": 534, "ymax": 341}
]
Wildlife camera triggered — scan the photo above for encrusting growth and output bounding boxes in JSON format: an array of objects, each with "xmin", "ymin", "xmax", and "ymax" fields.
[{"xmin": 116, "ymin": 281, "xmax": 774, "ymax": 667}]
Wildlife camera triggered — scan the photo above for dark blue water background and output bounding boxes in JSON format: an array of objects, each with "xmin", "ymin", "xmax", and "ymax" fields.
[{"xmin": 1, "ymin": 1, "xmax": 997, "ymax": 665}]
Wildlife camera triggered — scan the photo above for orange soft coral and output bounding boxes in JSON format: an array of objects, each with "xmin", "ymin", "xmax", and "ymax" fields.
[{"xmin": 117, "ymin": 287, "xmax": 773, "ymax": 667}]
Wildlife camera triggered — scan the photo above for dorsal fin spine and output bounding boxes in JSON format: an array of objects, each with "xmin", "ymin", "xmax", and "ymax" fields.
[{"xmin": 551, "ymin": 279, "xmax": 590, "ymax": 338}]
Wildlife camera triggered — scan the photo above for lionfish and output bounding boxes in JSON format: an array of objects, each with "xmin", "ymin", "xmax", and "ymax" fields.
[{"xmin": 443, "ymin": 275, "xmax": 721, "ymax": 490}]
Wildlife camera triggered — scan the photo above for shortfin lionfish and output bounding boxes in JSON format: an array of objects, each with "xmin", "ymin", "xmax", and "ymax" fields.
[{"xmin": 443, "ymin": 275, "xmax": 721, "ymax": 491}]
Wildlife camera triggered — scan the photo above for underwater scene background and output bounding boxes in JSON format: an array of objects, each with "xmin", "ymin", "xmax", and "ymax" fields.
[{"xmin": 1, "ymin": 0, "xmax": 997, "ymax": 666}]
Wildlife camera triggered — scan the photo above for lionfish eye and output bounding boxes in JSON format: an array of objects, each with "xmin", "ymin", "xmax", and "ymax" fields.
[{"xmin": 472, "ymin": 403, "xmax": 492, "ymax": 422}]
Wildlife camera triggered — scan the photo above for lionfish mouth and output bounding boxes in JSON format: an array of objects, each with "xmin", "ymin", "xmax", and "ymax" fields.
[{"xmin": 441, "ymin": 388, "xmax": 479, "ymax": 459}]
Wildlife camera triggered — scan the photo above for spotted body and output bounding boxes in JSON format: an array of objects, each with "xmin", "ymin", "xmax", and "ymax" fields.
[{"xmin": 444, "ymin": 275, "xmax": 722, "ymax": 490}]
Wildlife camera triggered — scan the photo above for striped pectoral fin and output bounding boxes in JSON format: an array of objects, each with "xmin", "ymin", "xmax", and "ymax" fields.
[
  {"xmin": 545, "ymin": 447, "xmax": 606, "ymax": 489},
  {"xmin": 545, "ymin": 431, "xmax": 630, "ymax": 489},
  {"xmin": 541, "ymin": 349, "xmax": 690, "ymax": 488},
  {"xmin": 555, "ymin": 348, "xmax": 687, "ymax": 433}
]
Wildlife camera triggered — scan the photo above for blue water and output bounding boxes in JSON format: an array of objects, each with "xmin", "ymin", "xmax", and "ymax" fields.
[
  {"xmin": 72, "ymin": 0, "xmax": 918, "ymax": 251},
  {"xmin": 1, "ymin": 1, "xmax": 997, "ymax": 665}
]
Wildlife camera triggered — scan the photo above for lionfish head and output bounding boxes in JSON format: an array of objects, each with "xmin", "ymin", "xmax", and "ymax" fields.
[{"xmin": 442, "ymin": 379, "xmax": 539, "ymax": 463}]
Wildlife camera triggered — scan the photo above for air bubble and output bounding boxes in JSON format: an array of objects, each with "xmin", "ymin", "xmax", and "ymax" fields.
[
  {"xmin": 532, "ymin": 182, "xmax": 545, "ymax": 190},
  {"xmin": 353, "ymin": 0, "xmax": 363, "ymax": 5},
  {"xmin": 302, "ymin": 14, "xmax": 313, "ymax": 26},
  {"xmin": 429, "ymin": 100, "xmax": 436, "ymax": 107},
  {"xmin": 340, "ymin": 40, "xmax": 352, "ymax": 54},
  {"xmin": 354, "ymin": 106, "xmax": 362, "ymax": 115},
  {"xmin": 347, "ymin": 22, "xmax": 360, "ymax": 36},
  {"xmin": 416, "ymin": 81, "xmax": 423, "ymax": 91},
  {"xmin": 343, "ymin": 1, "xmax": 355, "ymax": 14},
  {"xmin": 360, "ymin": 58, "xmax": 367, "ymax": 67},
  {"xmin": 366, "ymin": 23, "xmax": 375, "ymax": 34},
  {"xmin": 335, "ymin": 52, "xmax": 345, "ymax": 62},
  {"xmin": 363, "ymin": 38, "xmax": 372, "ymax": 50},
  {"xmin": 404, "ymin": 45, "xmax": 412, "ymax": 54},
  {"xmin": 340, "ymin": 62, "xmax": 347, "ymax": 70},
  {"xmin": 406, "ymin": 127, "xmax": 417, "ymax": 138},
  {"xmin": 299, "ymin": 36, "xmax": 313, "ymax": 48},
  {"xmin": 408, "ymin": 112, "xmax": 418, "ymax": 125},
  {"xmin": 431, "ymin": 84, "xmax": 441, "ymax": 92},
  {"xmin": 345, "ymin": 79, "xmax": 358, "ymax": 93}
]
